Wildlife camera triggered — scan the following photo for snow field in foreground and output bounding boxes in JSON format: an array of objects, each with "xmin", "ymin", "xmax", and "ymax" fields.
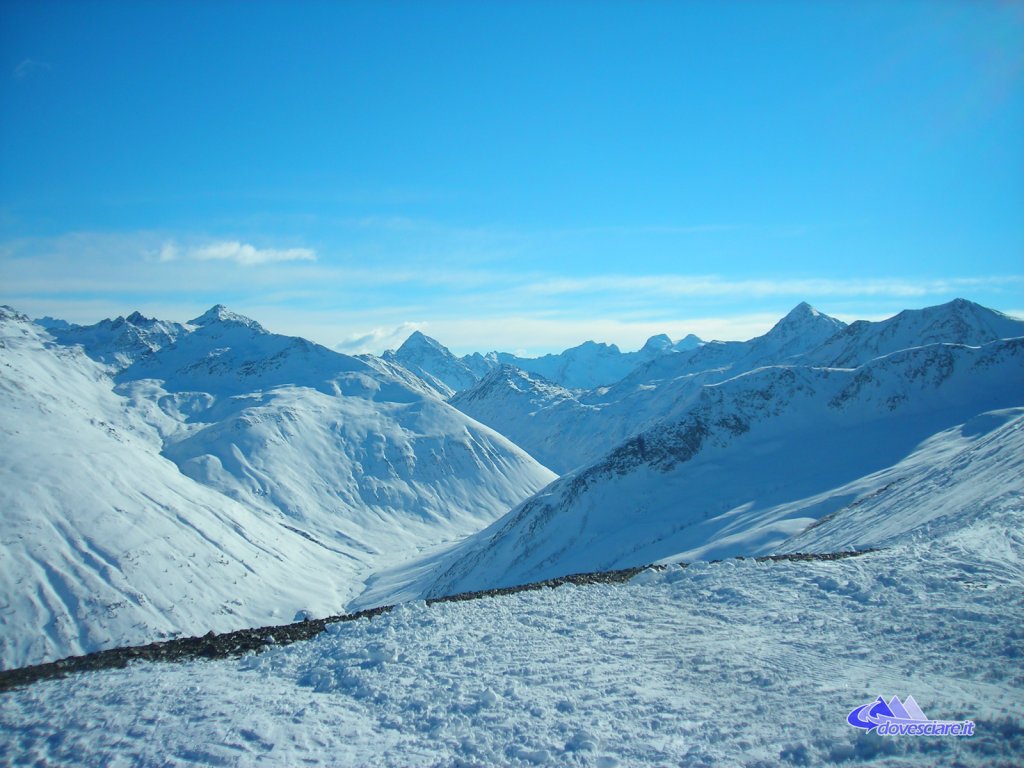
[{"xmin": 2, "ymin": 502, "xmax": 1022, "ymax": 767}]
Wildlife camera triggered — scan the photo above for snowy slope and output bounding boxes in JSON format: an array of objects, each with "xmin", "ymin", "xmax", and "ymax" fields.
[
  {"xmin": 606, "ymin": 301, "xmax": 846, "ymax": 395},
  {"xmin": 50, "ymin": 311, "xmax": 188, "ymax": 368},
  {"xmin": 364, "ymin": 336, "xmax": 1024, "ymax": 602},
  {"xmin": 808, "ymin": 297, "xmax": 1024, "ymax": 367},
  {"xmin": 0, "ymin": 308, "xmax": 367, "ymax": 668},
  {"xmin": 777, "ymin": 405, "xmax": 1024, "ymax": 554},
  {"xmin": 449, "ymin": 366, "xmax": 595, "ymax": 473},
  {"xmin": 445, "ymin": 303, "xmax": 845, "ymax": 473},
  {"xmin": 3, "ymin": 496, "xmax": 1020, "ymax": 767},
  {"xmin": 383, "ymin": 330, "xmax": 706, "ymax": 397},
  {"xmin": 381, "ymin": 330, "xmax": 479, "ymax": 397},
  {"xmin": 118, "ymin": 307, "xmax": 556, "ymax": 549},
  {"xmin": 497, "ymin": 340, "xmax": 638, "ymax": 390},
  {"xmin": 0, "ymin": 307, "xmax": 555, "ymax": 669},
  {"xmin": 451, "ymin": 364, "xmax": 721, "ymax": 474}
]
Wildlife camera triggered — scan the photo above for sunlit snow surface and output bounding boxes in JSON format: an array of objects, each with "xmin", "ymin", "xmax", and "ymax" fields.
[
  {"xmin": 2, "ymin": 499, "xmax": 1022, "ymax": 767},
  {"xmin": 0, "ymin": 307, "xmax": 554, "ymax": 669}
]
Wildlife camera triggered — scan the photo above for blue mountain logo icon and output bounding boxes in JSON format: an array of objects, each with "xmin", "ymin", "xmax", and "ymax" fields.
[{"xmin": 847, "ymin": 696, "xmax": 974, "ymax": 737}]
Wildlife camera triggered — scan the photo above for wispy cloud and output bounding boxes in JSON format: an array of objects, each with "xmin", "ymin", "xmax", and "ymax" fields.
[
  {"xmin": 336, "ymin": 322, "xmax": 427, "ymax": 354},
  {"xmin": 547, "ymin": 223, "xmax": 743, "ymax": 237},
  {"xmin": 190, "ymin": 241, "xmax": 316, "ymax": 266},
  {"xmin": 13, "ymin": 58, "xmax": 52, "ymax": 79},
  {"xmin": 157, "ymin": 241, "xmax": 178, "ymax": 262},
  {"xmin": 4, "ymin": 229, "xmax": 1023, "ymax": 356},
  {"xmin": 523, "ymin": 274, "xmax": 1024, "ymax": 300}
]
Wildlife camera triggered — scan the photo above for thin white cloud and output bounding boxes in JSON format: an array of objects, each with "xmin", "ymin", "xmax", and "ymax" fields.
[
  {"xmin": 157, "ymin": 241, "xmax": 178, "ymax": 262},
  {"xmin": 548, "ymin": 223, "xmax": 743, "ymax": 237},
  {"xmin": 13, "ymin": 58, "xmax": 52, "ymax": 79},
  {"xmin": 190, "ymin": 241, "xmax": 316, "ymax": 266},
  {"xmin": 523, "ymin": 274, "xmax": 1024, "ymax": 300},
  {"xmin": 336, "ymin": 322, "xmax": 427, "ymax": 354},
  {"xmin": 4, "ymin": 229, "xmax": 1023, "ymax": 357}
]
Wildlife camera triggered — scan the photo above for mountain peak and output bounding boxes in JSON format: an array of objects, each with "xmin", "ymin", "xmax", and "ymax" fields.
[
  {"xmin": 188, "ymin": 305, "xmax": 264, "ymax": 331},
  {"xmin": 568, "ymin": 339, "xmax": 620, "ymax": 355},
  {"xmin": 752, "ymin": 302, "xmax": 846, "ymax": 359},
  {"xmin": 675, "ymin": 333, "xmax": 703, "ymax": 351},
  {"xmin": 785, "ymin": 301, "xmax": 821, "ymax": 319},
  {"xmin": 640, "ymin": 334, "xmax": 673, "ymax": 354},
  {"xmin": 770, "ymin": 302, "xmax": 843, "ymax": 333},
  {"xmin": 398, "ymin": 330, "xmax": 448, "ymax": 355},
  {"xmin": 1, "ymin": 305, "xmax": 29, "ymax": 323}
]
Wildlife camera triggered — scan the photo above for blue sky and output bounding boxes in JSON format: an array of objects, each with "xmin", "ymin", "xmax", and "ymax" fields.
[{"xmin": 1, "ymin": 0, "xmax": 1022, "ymax": 355}]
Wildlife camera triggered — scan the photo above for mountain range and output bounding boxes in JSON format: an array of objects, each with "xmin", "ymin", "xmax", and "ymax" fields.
[
  {"xmin": 2, "ymin": 297, "xmax": 1022, "ymax": 671},
  {"xmin": 0, "ymin": 305, "xmax": 553, "ymax": 668}
]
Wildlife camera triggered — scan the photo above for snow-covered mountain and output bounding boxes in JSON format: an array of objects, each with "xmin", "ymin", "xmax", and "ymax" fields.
[
  {"xmin": 5, "ymin": 297, "xmax": 1022, "ymax": 766},
  {"xmin": 0, "ymin": 306, "xmax": 555, "ymax": 669},
  {"xmin": 382, "ymin": 330, "xmax": 706, "ymax": 397},
  {"xmin": 381, "ymin": 330, "xmax": 479, "ymax": 398},
  {"xmin": 440, "ymin": 300, "xmax": 1024, "ymax": 475},
  {"xmin": 494, "ymin": 337, "xmax": 667, "ymax": 390},
  {"xmin": 50, "ymin": 310, "xmax": 188, "ymax": 368},
  {"xmin": 445, "ymin": 303, "xmax": 846, "ymax": 473},
  {"xmin": 449, "ymin": 366, "xmax": 587, "ymax": 473},
  {"xmin": 358, "ymin": 334, "xmax": 1024, "ymax": 604},
  {"xmin": 607, "ymin": 301, "xmax": 847, "ymax": 394},
  {"xmin": 808, "ymin": 297, "xmax": 1024, "ymax": 367}
]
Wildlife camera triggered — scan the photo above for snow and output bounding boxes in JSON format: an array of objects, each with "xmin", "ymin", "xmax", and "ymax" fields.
[
  {"xmin": 445, "ymin": 303, "xmax": 848, "ymax": 473},
  {"xmin": 382, "ymin": 329, "xmax": 708, "ymax": 398},
  {"xmin": 443, "ymin": 301, "xmax": 1024, "ymax": 476},
  {"xmin": 0, "ymin": 307, "xmax": 554, "ymax": 669},
  {"xmin": 2, "ymin": 497, "xmax": 1021, "ymax": 766},
  {"xmin": 0, "ymin": 308, "xmax": 365, "ymax": 668},
  {"xmin": 2, "ymin": 298, "xmax": 1024, "ymax": 766},
  {"xmin": 807, "ymin": 298, "xmax": 1024, "ymax": 367},
  {"xmin": 383, "ymin": 331, "xmax": 479, "ymax": 398},
  {"xmin": 381, "ymin": 337, "xmax": 1024, "ymax": 601}
]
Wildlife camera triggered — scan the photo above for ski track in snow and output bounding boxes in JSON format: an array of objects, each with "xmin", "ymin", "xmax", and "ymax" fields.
[{"xmin": 2, "ymin": 504, "xmax": 1022, "ymax": 767}]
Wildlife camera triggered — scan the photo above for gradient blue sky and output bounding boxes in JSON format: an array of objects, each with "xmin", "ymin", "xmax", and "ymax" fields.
[{"xmin": 2, "ymin": 0, "xmax": 1022, "ymax": 354}]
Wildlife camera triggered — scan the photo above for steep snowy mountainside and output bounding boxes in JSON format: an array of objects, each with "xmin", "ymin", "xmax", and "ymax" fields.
[
  {"xmin": 381, "ymin": 330, "xmax": 478, "ymax": 398},
  {"xmin": 383, "ymin": 330, "xmax": 707, "ymax": 397},
  {"xmin": 356, "ymin": 353, "xmax": 450, "ymax": 401},
  {"xmin": 745, "ymin": 300, "xmax": 847, "ymax": 360},
  {"xmin": 673, "ymin": 332, "xmax": 703, "ymax": 351},
  {"xmin": 33, "ymin": 316, "xmax": 77, "ymax": 331},
  {"xmin": 808, "ymin": 298, "xmax": 1024, "ymax": 367},
  {"xmin": 0, "ymin": 308, "xmax": 370, "ymax": 668},
  {"xmin": 607, "ymin": 301, "xmax": 846, "ymax": 395},
  {"xmin": 441, "ymin": 300, "xmax": 1022, "ymax": 478},
  {"xmin": 122, "ymin": 306, "xmax": 368, "ymax": 397},
  {"xmin": 189, "ymin": 303, "xmax": 264, "ymax": 331},
  {"xmin": 496, "ymin": 340, "xmax": 634, "ymax": 390},
  {"xmin": 157, "ymin": 382, "xmax": 555, "ymax": 554},
  {"xmin": 450, "ymin": 363, "xmax": 719, "ymax": 474},
  {"xmin": 494, "ymin": 333, "xmax": 700, "ymax": 390},
  {"xmin": 450, "ymin": 366, "xmax": 588, "ymax": 473},
  {"xmin": 1, "ymin": 306, "xmax": 556, "ymax": 668},
  {"xmin": 113, "ymin": 308, "xmax": 555, "ymax": 542},
  {"xmin": 443, "ymin": 303, "xmax": 844, "ymax": 473},
  {"xmin": 358, "ymin": 336, "xmax": 1024, "ymax": 603},
  {"xmin": 461, "ymin": 349, "xmax": 500, "ymax": 379},
  {"xmin": 776, "ymin": 405, "xmax": 1024, "ymax": 555},
  {"xmin": 50, "ymin": 310, "xmax": 188, "ymax": 369}
]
